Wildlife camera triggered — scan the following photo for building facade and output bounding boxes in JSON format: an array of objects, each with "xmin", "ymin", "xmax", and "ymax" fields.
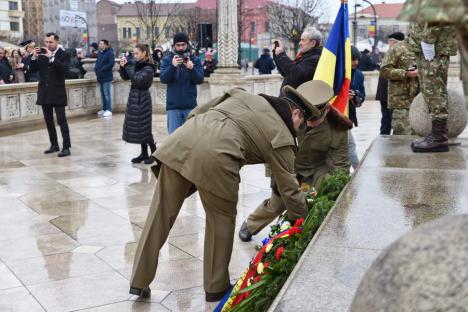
[
  {"xmin": 23, "ymin": 0, "xmax": 97, "ymax": 49},
  {"xmin": 96, "ymin": 0, "xmax": 121, "ymax": 50},
  {"xmin": 0, "ymin": 0, "xmax": 24, "ymax": 43}
]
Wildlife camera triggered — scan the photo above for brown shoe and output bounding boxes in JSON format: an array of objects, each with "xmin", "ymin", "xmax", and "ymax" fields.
[{"xmin": 411, "ymin": 119, "xmax": 449, "ymax": 153}]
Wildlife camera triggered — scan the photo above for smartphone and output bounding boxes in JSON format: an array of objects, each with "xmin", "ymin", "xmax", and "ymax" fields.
[
  {"xmin": 40, "ymin": 47, "xmax": 47, "ymax": 54},
  {"xmin": 274, "ymin": 41, "xmax": 279, "ymax": 49}
]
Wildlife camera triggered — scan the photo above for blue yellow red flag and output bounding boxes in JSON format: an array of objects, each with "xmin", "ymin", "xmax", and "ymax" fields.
[{"xmin": 313, "ymin": 0, "xmax": 351, "ymax": 116}]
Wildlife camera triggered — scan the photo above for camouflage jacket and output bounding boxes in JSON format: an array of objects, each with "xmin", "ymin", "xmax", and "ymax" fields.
[
  {"xmin": 380, "ymin": 41, "xmax": 419, "ymax": 109},
  {"xmin": 408, "ymin": 23, "xmax": 458, "ymax": 56},
  {"xmin": 399, "ymin": 0, "xmax": 466, "ymax": 26}
]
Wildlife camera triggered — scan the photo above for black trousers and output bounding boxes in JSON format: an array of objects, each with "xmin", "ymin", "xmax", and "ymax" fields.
[
  {"xmin": 380, "ymin": 101, "xmax": 393, "ymax": 135},
  {"xmin": 42, "ymin": 105, "xmax": 71, "ymax": 148}
]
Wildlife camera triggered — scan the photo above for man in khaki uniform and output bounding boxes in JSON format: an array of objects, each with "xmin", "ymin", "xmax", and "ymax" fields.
[
  {"xmin": 129, "ymin": 80, "xmax": 334, "ymax": 302},
  {"xmin": 239, "ymin": 99, "xmax": 352, "ymax": 241},
  {"xmin": 380, "ymin": 32, "xmax": 419, "ymax": 135}
]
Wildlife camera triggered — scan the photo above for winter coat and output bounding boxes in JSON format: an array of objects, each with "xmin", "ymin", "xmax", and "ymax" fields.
[
  {"xmin": 160, "ymin": 52, "xmax": 204, "ymax": 111},
  {"xmin": 359, "ymin": 53, "xmax": 380, "ymax": 71},
  {"xmin": 29, "ymin": 48, "xmax": 69, "ymax": 106},
  {"xmin": 94, "ymin": 48, "xmax": 115, "ymax": 83},
  {"xmin": 65, "ymin": 49, "xmax": 81, "ymax": 79},
  {"xmin": 349, "ymin": 68, "xmax": 366, "ymax": 127},
  {"xmin": 155, "ymin": 88, "xmax": 308, "ymax": 220},
  {"xmin": 254, "ymin": 54, "xmax": 275, "ymax": 74},
  {"xmin": 274, "ymin": 46, "xmax": 323, "ymax": 96},
  {"xmin": 119, "ymin": 61, "xmax": 156, "ymax": 144},
  {"xmin": 23, "ymin": 55, "xmax": 39, "ymax": 82},
  {"xmin": 0, "ymin": 58, "xmax": 13, "ymax": 83},
  {"xmin": 375, "ymin": 75, "xmax": 388, "ymax": 103}
]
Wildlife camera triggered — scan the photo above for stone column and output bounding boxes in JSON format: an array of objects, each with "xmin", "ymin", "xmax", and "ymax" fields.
[
  {"xmin": 209, "ymin": 0, "xmax": 245, "ymax": 98},
  {"xmin": 216, "ymin": 0, "xmax": 239, "ymax": 71}
]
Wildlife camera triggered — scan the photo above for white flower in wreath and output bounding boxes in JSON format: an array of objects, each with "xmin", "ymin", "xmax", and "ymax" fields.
[
  {"xmin": 280, "ymin": 221, "xmax": 291, "ymax": 231},
  {"xmin": 257, "ymin": 262, "xmax": 264, "ymax": 275}
]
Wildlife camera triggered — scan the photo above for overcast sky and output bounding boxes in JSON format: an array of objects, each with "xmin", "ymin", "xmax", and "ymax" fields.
[{"xmin": 111, "ymin": 0, "xmax": 406, "ymax": 23}]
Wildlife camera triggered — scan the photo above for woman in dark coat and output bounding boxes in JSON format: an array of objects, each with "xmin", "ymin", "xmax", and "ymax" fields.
[{"xmin": 119, "ymin": 43, "xmax": 157, "ymax": 164}]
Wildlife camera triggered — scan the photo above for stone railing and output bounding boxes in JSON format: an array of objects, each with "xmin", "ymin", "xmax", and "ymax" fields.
[{"xmin": 1, "ymin": 58, "xmax": 463, "ymax": 128}]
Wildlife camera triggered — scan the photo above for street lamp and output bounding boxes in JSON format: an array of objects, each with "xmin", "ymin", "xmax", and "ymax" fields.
[
  {"xmin": 75, "ymin": 15, "xmax": 90, "ymax": 56},
  {"xmin": 353, "ymin": 3, "xmax": 361, "ymax": 46},
  {"xmin": 361, "ymin": 0, "xmax": 378, "ymax": 53}
]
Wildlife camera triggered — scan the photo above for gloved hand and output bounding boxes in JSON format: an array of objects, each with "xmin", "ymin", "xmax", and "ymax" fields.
[{"xmin": 421, "ymin": 41, "xmax": 435, "ymax": 61}]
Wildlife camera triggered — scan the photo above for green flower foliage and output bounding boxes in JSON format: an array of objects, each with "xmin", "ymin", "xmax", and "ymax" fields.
[{"xmin": 230, "ymin": 170, "xmax": 350, "ymax": 312}]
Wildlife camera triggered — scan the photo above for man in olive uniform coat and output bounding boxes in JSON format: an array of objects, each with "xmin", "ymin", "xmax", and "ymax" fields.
[
  {"xmin": 129, "ymin": 80, "xmax": 335, "ymax": 302},
  {"xmin": 380, "ymin": 32, "xmax": 419, "ymax": 135},
  {"xmin": 239, "ymin": 94, "xmax": 352, "ymax": 241},
  {"xmin": 402, "ymin": 4, "xmax": 458, "ymax": 152}
]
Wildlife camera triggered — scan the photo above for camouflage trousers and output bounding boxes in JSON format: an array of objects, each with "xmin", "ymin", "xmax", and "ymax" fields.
[
  {"xmin": 391, "ymin": 108, "xmax": 412, "ymax": 135},
  {"xmin": 416, "ymin": 54, "xmax": 450, "ymax": 121}
]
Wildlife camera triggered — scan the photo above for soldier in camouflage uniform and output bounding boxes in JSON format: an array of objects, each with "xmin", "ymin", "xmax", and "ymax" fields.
[
  {"xmin": 399, "ymin": 0, "xmax": 460, "ymax": 152},
  {"xmin": 380, "ymin": 32, "xmax": 420, "ymax": 135},
  {"xmin": 399, "ymin": 0, "xmax": 467, "ymax": 98}
]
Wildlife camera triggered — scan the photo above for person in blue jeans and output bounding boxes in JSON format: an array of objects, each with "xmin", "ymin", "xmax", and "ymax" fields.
[
  {"xmin": 94, "ymin": 40, "xmax": 115, "ymax": 118},
  {"xmin": 160, "ymin": 32, "xmax": 204, "ymax": 133}
]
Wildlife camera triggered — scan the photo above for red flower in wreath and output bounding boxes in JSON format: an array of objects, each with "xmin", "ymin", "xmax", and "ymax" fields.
[
  {"xmin": 275, "ymin": 246, "xmax": 285, "ymax": 260},
  {"xmin": 288, "ymin": 227, "xmax": 302, "ymax": 235},
  {"xmin": 294, "ymin": 218, "xmax": 305, "ymax": 227},
  {"xmin": 254, "ymin": 275, "xmax": 261, "ymax": 283}
]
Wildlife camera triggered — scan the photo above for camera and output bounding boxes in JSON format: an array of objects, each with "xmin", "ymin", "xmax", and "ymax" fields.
[{"xmin": 40, "ymin": 47, "xmax": 47, "ymax": 54}]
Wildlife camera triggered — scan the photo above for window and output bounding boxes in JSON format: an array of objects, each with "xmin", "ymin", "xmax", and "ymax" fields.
[
  {"xmin": 155, "ymin": 27, "xmax": 160, "ymax": 37},
  {"xmin": 265, "ymin": 21, "xmax": 269, "ymax": 32},
  {"xmin": 136, "ymin": 27, "xmax": 141, "ymax": 39},
  {"xmin": 9, "ymin": 1, "xmax": 18, "ymax": 10},
  {"xmin": 10, "ymin": 22, "xmax": 19, "ymax": 31},
  {"xmin": 250, "ymin": 21, "xmax": 256, "ymax": 33},
  {"xmin": 165, "ymin": 27, "xmax": 170, "ymax": 39},
  {"xmin": 123, "ymin": 27, "xmax": 131, "ymax": 39}
]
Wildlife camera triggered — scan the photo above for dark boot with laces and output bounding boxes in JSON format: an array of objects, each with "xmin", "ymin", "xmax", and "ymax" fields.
[{"xmin": 411, "ymin": 119, "xmax": 449, "ymax": 153}]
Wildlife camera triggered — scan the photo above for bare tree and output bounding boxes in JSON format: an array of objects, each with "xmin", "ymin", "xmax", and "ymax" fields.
[
  {"xmin": 174, "ymin": 6, "xmax": 217, "ymax": 49},
  {"xmin": 268, "ymin": 0, "xmax": 326, "ymax": 54},
  {"xmin": 135, "ymin": 0, "xmax": 183, "ymax": 50}
]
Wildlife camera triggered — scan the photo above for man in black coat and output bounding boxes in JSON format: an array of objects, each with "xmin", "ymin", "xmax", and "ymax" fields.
[
  {"xmin": 273, "ymin": 27, "xmax": 323, "ymax": 96},
  {"xmin": 376, "ymin": 75, "xmax": 391, "ymax": 135},
  {"xmin": 29, "ymin": 32, "xmax": 71, "ymax": 157},
  {"xmin": 254, "ymin": 48, "xmax": 275, "ymax": 75}
]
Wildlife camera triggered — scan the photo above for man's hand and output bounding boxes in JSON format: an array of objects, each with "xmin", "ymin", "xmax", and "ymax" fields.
[
  {"xmin": 172, "ymin": 55, "xmax": 182, "ymax": 67},
  {"xmin": 349, "ymin": 90, "xmax": 356, "ymax": 100},
  {"xmin": 9, "ymin": 75, "xmax": 13, "ymax": 81},
  {"xmin": 406, "ymin": 69, "xmax": 418, "ymax": 78},
  {"xmin": 184, "ymin": 59, "xmax": 194, "ymax": 70},
  {"xmin": 32, "ymin": 47, "xmax": 40, "ymax": 59},
  {"xmin": 0, "ymin": 80, "xmax": 4, "ymax": 85},
  {"xmin": 119, "ymin": 56, "xmax": 127, "ymax": 67},
  {"xmin": 274, "ymin": 46, "xmax": 284, "ymax": 55}
]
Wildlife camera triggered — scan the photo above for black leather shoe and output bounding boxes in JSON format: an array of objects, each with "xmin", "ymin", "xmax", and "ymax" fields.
[
  {"xmin": 239, "ymin": 221, "xmax": 253, "ymax": 242},
  {"xmin": 129, "ymin": 287, "xmax": 151, "ymax": 298},
  {"xmin": 205, "ymin": 284, "xmax": 233, "ymax": 302},
  {"xmin": 144, "ymin": 156, "xmax": 155, "ymax": 165},
  {"xmin": 58, "ymin": 148, "xmax": 71, "ymax": 157},
  {"xmin": 44, "ymin": 145, "xmax": 60, "ymax": 154},
  {"xmin": 131, "ymin": 154, "xmax": 146, "ymax": 163}
]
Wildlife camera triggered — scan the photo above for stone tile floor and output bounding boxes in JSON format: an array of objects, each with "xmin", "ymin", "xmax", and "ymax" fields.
[{"xmin": 0, "ymin": 101, "xmax": 465, "ymax": 312}]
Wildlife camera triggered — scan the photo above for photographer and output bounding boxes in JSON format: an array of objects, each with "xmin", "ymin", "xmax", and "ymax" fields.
[{"xmin": 160, "ymin": 32, "xmax": 204, "ymax": 134}]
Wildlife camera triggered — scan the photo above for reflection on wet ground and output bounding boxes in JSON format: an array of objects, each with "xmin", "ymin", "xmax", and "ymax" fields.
[{"xmin": 0, "ymin": 101, "xmax": 465, "ymax": 311}]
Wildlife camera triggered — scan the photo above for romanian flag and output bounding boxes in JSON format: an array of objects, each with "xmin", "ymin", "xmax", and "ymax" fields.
[{"xmin": 313, "ymin": 0, "xmax": 351, "ymax": 116}]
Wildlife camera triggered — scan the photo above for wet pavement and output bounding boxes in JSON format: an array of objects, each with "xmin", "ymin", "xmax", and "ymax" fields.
[
  {"xmin": 0, "ymin": 101, "xmax": 466, "ymax": 312},
  {"xmin": 272, "ymin": 135, "xmax": 468, "ymax": 311}
]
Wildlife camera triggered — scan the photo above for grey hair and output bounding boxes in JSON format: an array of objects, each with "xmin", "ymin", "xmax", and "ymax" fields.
[
  {"xmin": 303, "ymin": 27, "xmax": 323, "ymax": 46},
  {"xmin": 0, "ymin": 47, "xmax": 4, "ymax": 51}
]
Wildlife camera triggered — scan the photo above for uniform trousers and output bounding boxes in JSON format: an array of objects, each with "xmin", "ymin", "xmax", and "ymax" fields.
[
  {"xmin": 42, "ymin": 105, "xmax": 71, "ymax": 148},
  {"xmin": 131, "ymin": 164, "xmax": 237, "ymax": 293}
]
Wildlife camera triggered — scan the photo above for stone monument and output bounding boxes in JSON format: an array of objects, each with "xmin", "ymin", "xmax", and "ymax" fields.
[
  {"xmin": 351, "ymin": 214, "xmax": 468, "ymax": 312},
  {"xmin": 409, "ymin": 89, "xmax": 467, "ymax": 138},
  {"xmin": 209, "ymin": 0, "xmax": 246, "ymax": 98}
]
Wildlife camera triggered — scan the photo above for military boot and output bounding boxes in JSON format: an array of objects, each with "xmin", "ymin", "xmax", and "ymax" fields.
[{"xmin": 411, "ymin": 119, "xmax": 449, "ymax": 153}]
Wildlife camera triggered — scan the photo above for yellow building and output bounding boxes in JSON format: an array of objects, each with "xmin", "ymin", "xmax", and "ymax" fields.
[{"xmin": 116, "ymin": 2, "xmax": 195, "ymax": 51}]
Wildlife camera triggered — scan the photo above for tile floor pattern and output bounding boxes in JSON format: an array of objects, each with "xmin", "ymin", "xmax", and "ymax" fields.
[{"xmin": 1, "ymin": 101, "xmax": 465, "ymax": 312}]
